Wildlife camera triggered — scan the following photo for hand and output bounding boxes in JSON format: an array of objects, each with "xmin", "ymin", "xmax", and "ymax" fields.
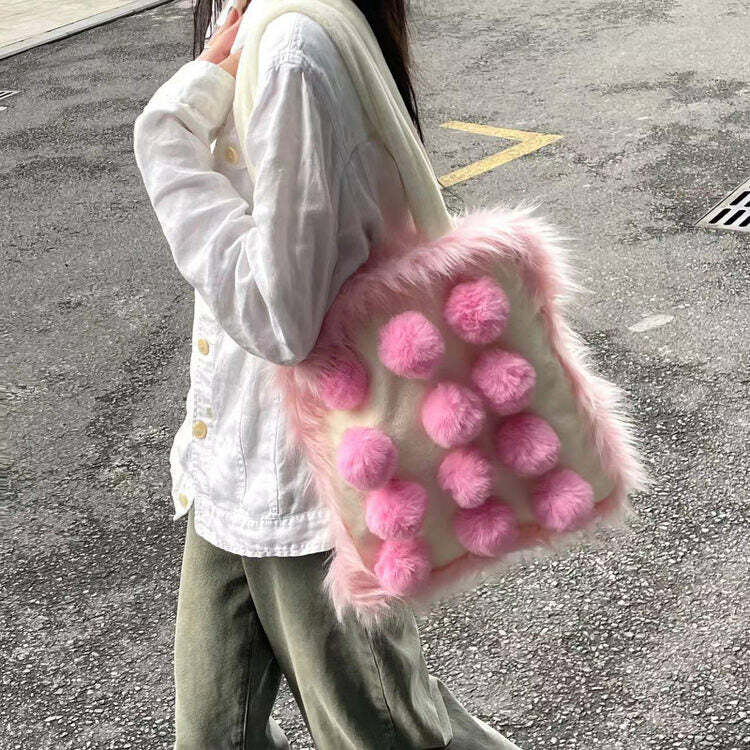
[{"xmin": 198, "ymin": 1, "xmax": 247, "ymax": 78}]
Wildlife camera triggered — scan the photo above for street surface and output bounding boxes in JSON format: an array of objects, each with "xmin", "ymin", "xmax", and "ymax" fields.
[
  {"xmin": 0, "ymin": 0, "xmax": 173, "ymax": 59},
  {"xmin": 2, "ymin": 1, "xmax": 749, "ymax": 748}
]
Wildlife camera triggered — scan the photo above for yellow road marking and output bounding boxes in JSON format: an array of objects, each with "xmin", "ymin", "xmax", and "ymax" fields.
[{"xmin": 438, "ymin": 121, "xmax": 563, "ymax": 187}]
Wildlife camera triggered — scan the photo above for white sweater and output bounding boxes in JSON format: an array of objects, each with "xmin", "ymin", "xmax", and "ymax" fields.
[{"xmin": 133, "ymin": 6, "xmax": 412, "ymax": 556}]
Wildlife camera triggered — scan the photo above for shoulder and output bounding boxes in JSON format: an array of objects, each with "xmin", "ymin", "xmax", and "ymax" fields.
[
  {"xmin": 258, "ymin": 12, "xmax": 341, "ymax": 80},
  {"xmin": 256, "ymin": 12, "xmax": 370, "ymax": 148}
]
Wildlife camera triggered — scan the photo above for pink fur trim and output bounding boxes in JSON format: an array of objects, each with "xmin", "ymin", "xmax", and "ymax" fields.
[
  {"xmin": 272, "ymin": 204, "xmax": 648, "ymax": 627},
  {"xmin": 495, "ymin": 412, "xmax": 561, "ymax": 477},
  {"xmin": 470, "ymin": 348, "xmax": 536, "ymax": 416},
  {"xmin": 373, "ymin": 537, "xmax": 432, "ymax": 596},
  {"xmin": 365, "ymin": 479, "xmax": 429, "ymax": 540},
  {"xmin": 377, "ymin": 310, "xmax": 445, "ymax": 379},
  {"xmin": 420, "ymin": 382, "xmax": 486, "ymax": 449},
  {"xmin": 443, "ymin": 276, "xmax": 510, "ymax": 344},
  {"xmin": 335, "ymin": 426, "xmax": 398, "ymax": 491},
  {"xmin": 318, "ymin": 349, "xmax": 369, "ymax": 411},
  {"xmin": 453, "ymin": 497, "xmax": 519, "ymax": 557},
  {"xmin": 437, "ymin": 446, "xmax": 494, "ymax": 508},
  {"xmin": 531, "ymin": 467, "xmax": 595, "ymax": 532}
]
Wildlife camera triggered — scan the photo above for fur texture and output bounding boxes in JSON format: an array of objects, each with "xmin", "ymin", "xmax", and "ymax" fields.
[
  {"xmin": 365, "ymin": 479, "xmax": 429, "ymax": 540},
  {"xmin": 531, "ymin": 467, "xmax": 595, "ymax": 532},
  {"xmin": 420, "ymin": 382, "xmax": 486, "ymax": 448},
  {"xmin": 318, "ymin": 349, "xmax": 369, "ymax": 411},
  {"xmin": 443, "ymin": 276, "xmax": 510, "ymax": 344},
  {"xmin": 373, "ymin": 537, "xmax": 432, "ymax": 596},
  {"xmin": 273, "ymin": 204, "xmax": 649, "ymax": 627},
  {"xmin": 453, "ymin": 497, "xmax": 519, "ymax": 557},
  {"xmin": 437, "ymin": 446, "xmax": 494, "ymax": 509},
  {"xmin": 495, "ymin": 412, "xmax": 561, "ymax": 477},
  {"xmin": 470, "ymin": 348, "xmax": 536, "ymax": 416},
  {"xmin": 335, "ymin": 426, "xmax": 398, "ymax": 491},
  {"xmin": 377, "ymin": 310, "xmax": 445, "ymax": 379}
]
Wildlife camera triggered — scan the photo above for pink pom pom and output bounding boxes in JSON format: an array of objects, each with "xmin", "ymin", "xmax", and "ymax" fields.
[
  {"xmin": 378, "ymin": 311, "xmax": 445, "ymax": 379},
  {"xmin": 495, "ymin": 413, "xmax": 560, "ymax": 477},
  {"xmin": 421, "ymin": 382, "xmax": 486, "ymax": 448},
  {"xmin": 531, "ymin": 468, "xmax": 595, "ymax": 532},
  {"xmin": 437, "ymin": 446, "xmax": 494, "ymax": 508},
  {"xmin": 365, "ymin": 479, "xmax": 429, "ymax": 540},
  {"xmin": 374, "ymin": 537, "xmax": 432, "ymax": 596},
  {"xmin": 453, "ymin": 497, "xmax": 519, "ymax": 557},
  {"xmin": 336, "ymin": 427, "xmax": 398, "ymax": 491},
  {"xmin": 443, "ymin": 276, "xmax": 510, "ymax": 344},
  {"xmin": 470, "ymin": 349, "xmax": 536, "ymax": 416},
  {"xmin": 318, "ymin": 351, "xmax": 369, "ymax": 411}
]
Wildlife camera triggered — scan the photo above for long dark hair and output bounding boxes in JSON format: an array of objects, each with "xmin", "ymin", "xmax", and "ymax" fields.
[{"xmin": 192, "ymin": 0, "xmax": 424, "ymax": 142}]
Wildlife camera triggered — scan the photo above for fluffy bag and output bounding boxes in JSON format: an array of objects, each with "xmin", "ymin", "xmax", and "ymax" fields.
[{"xmin": 231, "ymin": 0, "xmax": 647, "ymax": 626}]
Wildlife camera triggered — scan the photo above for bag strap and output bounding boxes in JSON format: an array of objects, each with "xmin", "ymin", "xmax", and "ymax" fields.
[{"xmin": 232, "ymin": 0, "xmax": 455, "ymax": 242}]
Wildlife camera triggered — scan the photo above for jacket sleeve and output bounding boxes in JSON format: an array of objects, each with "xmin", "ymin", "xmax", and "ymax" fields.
[{"xmin": 133, "ymin": 58, "xmax": 347, "ymax": 365}]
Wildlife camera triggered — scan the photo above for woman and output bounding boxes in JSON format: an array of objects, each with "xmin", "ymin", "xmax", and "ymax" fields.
[{"xmin": 133, "ymin": 0, "xmax": 524, "ymax": 747}]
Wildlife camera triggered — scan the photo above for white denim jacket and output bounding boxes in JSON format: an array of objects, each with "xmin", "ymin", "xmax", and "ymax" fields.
[{"xmin": 133, "ymin": 6, "xmax": 410, "ymax": 556}]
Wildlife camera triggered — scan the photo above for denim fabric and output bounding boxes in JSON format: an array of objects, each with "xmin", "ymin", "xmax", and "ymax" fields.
[{"xmin": 174, "ymin": 508, "xmax": 524, "ymax": 750}]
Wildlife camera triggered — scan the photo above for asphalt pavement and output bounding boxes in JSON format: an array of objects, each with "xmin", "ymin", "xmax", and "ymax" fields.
[{"xmin": 2, "ymin": 1, "xmax": 749, "ymax": 748}]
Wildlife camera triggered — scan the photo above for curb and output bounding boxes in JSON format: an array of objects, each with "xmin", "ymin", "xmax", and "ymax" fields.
[{"xmin": 0, "ymin": 0, "xmax": 176, "ymax": 61}]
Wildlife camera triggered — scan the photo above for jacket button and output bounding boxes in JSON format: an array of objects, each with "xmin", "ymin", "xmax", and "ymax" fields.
[
  {"xmin": 225, "ymin": 145, "xmax": 239, "ymax": 164},
  {"xmin": 192, "ymin": 420, "xmax": 208, "ymax": 439},
  {"xmin": 178, "ymin": 493, "xmax": 189, "ymax": 508},
  {"xmin": 197, "ymin": 338, "xmax": 209, "ymax": 355}
]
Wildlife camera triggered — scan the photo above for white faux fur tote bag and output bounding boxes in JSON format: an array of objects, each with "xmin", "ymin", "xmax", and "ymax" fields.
[{"xmin": 231, "ymin": 0, "xmax": 647, "ymax": 626}]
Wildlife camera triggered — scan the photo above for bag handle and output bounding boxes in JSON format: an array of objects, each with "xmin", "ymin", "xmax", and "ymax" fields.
[{"xmin": 232, "ymin": 0, "xmax": 455, "ymax": 242}]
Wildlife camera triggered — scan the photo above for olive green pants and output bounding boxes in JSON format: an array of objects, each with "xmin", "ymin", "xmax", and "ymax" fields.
[{"xmin": 174, "ymin": 508, "xmax": 523, "ymax": 750}]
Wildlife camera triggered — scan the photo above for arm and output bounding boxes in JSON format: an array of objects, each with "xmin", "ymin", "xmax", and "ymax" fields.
[{"xmin": 133, "ymin": 57, "xmax": 347, "ymax": 365}]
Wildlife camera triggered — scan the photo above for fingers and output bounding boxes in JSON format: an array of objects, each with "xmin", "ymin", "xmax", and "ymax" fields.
[
  {"xmin": 218, "ymin": 46, "xmax": 243, "ymax": 78},
  {"xmin": 205, "ymin": 1, "xmax": 246, "ymax": 58},
  {"xmin": 222, "ymin": 1, "xmax": 246, "ymax": 36},
  {"xmin": 217, "ymin": 0, "xmax": 244, "ymax": 35},
  {"xmin": 225, "ymin": 0, "xmax": 248, "ymax": 26}
]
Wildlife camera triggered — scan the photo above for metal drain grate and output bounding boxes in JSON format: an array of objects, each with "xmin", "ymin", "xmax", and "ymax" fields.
[
  {"xmin": 0, "ymin": 89, "xmax": 19, "ymax": 112},
  {"xmin": 697, "ymin": 177, "xmax": 750, "ymax": 233}
]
